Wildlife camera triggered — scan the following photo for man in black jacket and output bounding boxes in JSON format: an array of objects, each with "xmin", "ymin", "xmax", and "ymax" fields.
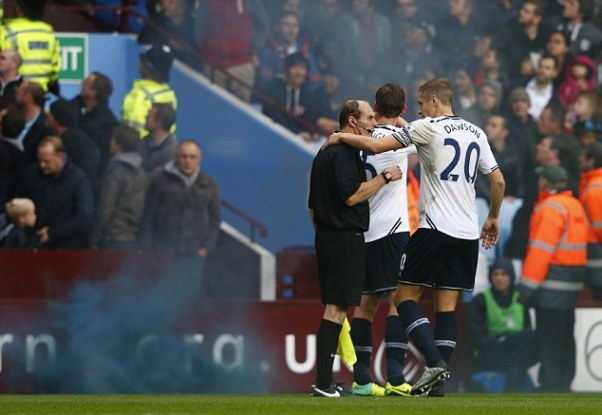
[
  {"xmin": 71, "ymin": 71, "xmax": 119, "ymax": 172},
  {"xmin": 47, "ymin": 98, "xmax": 101, "ymax": 188},
  {"xmin": 17, "ymin": 135, "xmax": 94, "ymax": 248}
]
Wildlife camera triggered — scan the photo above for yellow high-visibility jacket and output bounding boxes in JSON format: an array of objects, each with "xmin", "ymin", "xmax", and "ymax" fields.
[
  {"xmin": 0, "ymin": 17, "xmax": 60, "ymax": 90},
  {"xmin": 121, "ymin": 79, "xmax": 177, "ymax": 136}
]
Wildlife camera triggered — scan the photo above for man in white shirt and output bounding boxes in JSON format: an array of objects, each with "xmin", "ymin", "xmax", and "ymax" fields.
[
  {"xmin": 525, "ymin": 54, "xmax": 559, "ymax": 120},
  {"xmin": 325, "ymin": 78, "xmax": 505, "ymax": 395}
]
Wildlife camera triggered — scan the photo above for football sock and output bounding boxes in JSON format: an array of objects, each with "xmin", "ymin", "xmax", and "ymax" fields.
[
  {"xmin": 397, "ymin": 300, "xmax": 443, "ymax": 367},
  {"xmin": 351, "ymin": 317, "xmax": 373, "ymax": 385},
  {"xmin": 315, "ymin": 319, "xmax": 342, "ymax": 389},
  {"xmin": 385, "ymin": 315, "xmax": 407, "ymax": 385},
  {"xmin": 434, "ymin": 311, "xmax": 457, "ymax": 364}
]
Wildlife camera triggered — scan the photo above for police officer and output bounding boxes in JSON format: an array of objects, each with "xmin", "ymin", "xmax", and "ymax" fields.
[
  {"xmin": 121, "ymin": 44, "xmax": 177, "ymax": 136},
  {"xmin": 0, "ymin": 0, "xmax": 60, "ymax": 93}
]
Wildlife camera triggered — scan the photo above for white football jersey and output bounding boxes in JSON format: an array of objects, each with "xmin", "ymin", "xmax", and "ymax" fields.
[
  {"xmin": 363, "ymin": 124, "xmax": 416, "ymax": 242},
  {"xmin": 394, "ymin": 116, "xmax": 499, "ymax": 240}
]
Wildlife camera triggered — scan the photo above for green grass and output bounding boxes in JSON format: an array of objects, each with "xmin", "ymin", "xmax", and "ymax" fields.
[{"xmin": 0, "ymin": 394, "xmax": 601, "ymax": 415}]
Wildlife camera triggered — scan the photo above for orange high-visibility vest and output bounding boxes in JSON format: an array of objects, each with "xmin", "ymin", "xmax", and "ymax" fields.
[
  {"xmin": 407, "ymin": 170, "xmax": 420, "ymax": 235},
  {"xmin": 521, "ymin": 190, "xmax": 589, "ymax": 285},
  {"xmin": 580, "ymin": 167, "xmax": 602, "ymax": 243}
]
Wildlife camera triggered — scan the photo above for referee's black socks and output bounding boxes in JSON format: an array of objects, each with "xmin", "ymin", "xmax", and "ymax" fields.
[{"xmin": 315, "ymin": 319, "xmax": 342, "ymax": 389}]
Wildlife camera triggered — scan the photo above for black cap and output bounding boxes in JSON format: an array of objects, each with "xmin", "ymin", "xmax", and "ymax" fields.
[
  {"xmin": 16, "ymin": 0, "xmax": 46, "ymax": 20},
  {"xmin": 49, "ymin": 99, "xmax": 77, "ymax": 128},
  {"xmin": 140, "ymin": 44, "xmax": 174, "ymax": 83}
]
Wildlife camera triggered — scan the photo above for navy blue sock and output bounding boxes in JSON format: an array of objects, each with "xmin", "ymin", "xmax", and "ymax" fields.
[
  {"xmin": 385, "ymin": 315, "xmax": 407, "ymax": 385},
  {"xmin": 315, "ymin": 319, "xmax": 342, "ymax": 389},
  {"xmin": 397, "ymin": 300, "xmax": 443, "ymax": 367},
  {"xmin": 434, "ymin": 311, "xmax": 457, "ymax": 364},
  {"xmin": 351, "ymin": 317, "xmax": 373, "ymax": 384}
]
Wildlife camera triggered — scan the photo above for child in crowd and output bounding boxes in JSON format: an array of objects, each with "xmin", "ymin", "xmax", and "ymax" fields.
[
  {"xmin": 558, "ymin": 55, "xmax": 597, "ymax": 108},
  {"xmin": 0, "ymin": 198, "xmax": 38, "ymax": 248},
  {"xmin": 566, "ymin": 90, "xmax": 601, "ymax": 144}
]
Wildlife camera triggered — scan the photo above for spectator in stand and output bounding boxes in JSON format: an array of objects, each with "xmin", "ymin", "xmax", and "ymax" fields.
[
  {"xmin": 338, "ymin": 0, "xmax": 392, "ymax": 98},
  {"xmin": 388, "ymin": 0, "xmax": 434, "ymax": 46},
  {"xmin": 17, "ymin": 135, "xmax": 94, "ymax": 248},
  {"xmin": 196, "ymin": 0, "xmax": 270, "ymax": 103},
  {"xmin": 570, "ymin": 91, "xmax": 602, "ymax": 147},
  {"xmin": 138, "ymin": 139, "xmax": 222, "ymax": 297},
  {"xmin": 537, "ymin": 102, "xmax": 567, "ymax": 138},
  {"xmin": 301, "ymin": 0, "xmax": 347, "ymax": 74},
  {"xmin": 89, "ymin": 124, "xmax": 147, "ymax": 250},
  {"xmin": 474, "ymin": 45, "xmax": 509, "ymax": 98},
  {"xmin": 0, "ymin": 105, "xmax": 26, "ymax": 225},
  {"xmin": 481, "ymin": 114, "xmax": 525, "ymax": 259},
  {"xmin": 260, "ymin": 52, "xmax": 337, "ymax": 142},
  {"xmin": 555, "ymin": 0, "xmax": 602, "ymax": 60},
  {"xmin": 138, "ymin": 0, "xmax": 202, "ymax": 71},
  {"xmin": 469, "ymin": 258, "xmax": 537, "ymax": 393},
  {"xmin": 580, "ymin": 142, "xmax": 602, "ymax": 300},
  {"xmin": 14, "ymin": 81, "xmax": 52, "ymax": 165},
  {"xmin": 558, "ymin": 55, "xmax": 597, "ymax": 109},
  {"xmin": 0, "ymin": 198, "xmax": 38, "ymax": 248},
  {"xmin": 493, "ymin": 0, "xmax": 549, "ymax": 84},
  {"xmin": 518, "ymin": 165, "xmax": 588, "ymax": 392},
  {"xmin": 71, "ymin": 71, "xmax": 119, "ymax": 173},
  {"xmin": 122, "ymin": 44, "xmax": 177, "ymax": 137},
  {"xmin": 524, "ymin": 54, "xmax": 560, "ymax": 121},
  {"xmin": 372, "ymin": 22, "xmax": 440, "ymax": 92},
  {"xmin": 457, "ymin": 80, "xmax": 503, "ymax": 127},
  {"xmin": 433, "ymin": 0, "xmax": 487, "ymax": 74},
  {"xmin": 0, "ymin": 49, "xmax": 23, "ymax": 110},
  {"xmin": 0, "ymin": 0, "xmax": 60, "ymax": 93},
  {"xmin": 256, "ymin": 12, "xmax": 322, "ymax": 92},
  {"xmin": 140, "ymin": 102, "xmax": 177, "ymax": 173},
  {"xmin": 574, "ymin": 121, "xmax": 602, "ymax": 148},
  {"xmin": 545, "ymin": 31, "xmax": 573, "ymax": 88},
  {"xmin": 47, "ymin": 99, "xmax": 101, "ymax": 187},
  {"xmin": 453, "ymin": 67, "xmax": 478, "ymax": 111},
  {"xmin": 537, "ymin": 134, "xmax": 582, "ymax": 194}
]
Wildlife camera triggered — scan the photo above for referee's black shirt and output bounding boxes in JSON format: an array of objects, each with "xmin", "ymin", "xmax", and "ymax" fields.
[{"xmin": 308, "ymin": 143, "xmax": 369, "ymax": 231}]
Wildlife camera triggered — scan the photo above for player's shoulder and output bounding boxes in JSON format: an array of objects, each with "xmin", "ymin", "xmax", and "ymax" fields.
[
  {"xmin": 433, "ymin": 115, "xmax": 487, "ymax": 138},
  {"xmin": 373, "ymin": 124, "xmax": 401, "ymax": 138}
]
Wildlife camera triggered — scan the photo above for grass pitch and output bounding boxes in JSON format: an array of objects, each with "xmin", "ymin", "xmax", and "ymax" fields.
[{"xmin": 0, "ymin": 393, "xmax": 601, "ymax": 415}]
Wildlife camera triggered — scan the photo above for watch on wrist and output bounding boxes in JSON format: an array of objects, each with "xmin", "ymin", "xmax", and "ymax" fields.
[{"xmin": 381, "ymin": 171, "xmax": 392, "ymax": 184}]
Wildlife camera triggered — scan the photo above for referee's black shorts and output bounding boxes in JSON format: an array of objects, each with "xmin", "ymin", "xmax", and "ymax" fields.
[
  {"xmin": 315, "ymin": 228, "xmax": 365, "ymax": 307},
  {"xmin": 364, "ymin": 232, "xmax": 410, "ymax": 295},
  {"xmin": 399, "ymin": 228, "xmax": 479, "ymax": 292}
]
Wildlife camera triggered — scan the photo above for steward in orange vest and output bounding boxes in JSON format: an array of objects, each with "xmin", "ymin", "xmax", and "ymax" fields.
[
  {"xmin": 518, "ymin": 165, "xmax": 588, "ymax": 392},
  {"xmin": 579, "ymin": 142, "xmax": 602, "ymax": 300}
]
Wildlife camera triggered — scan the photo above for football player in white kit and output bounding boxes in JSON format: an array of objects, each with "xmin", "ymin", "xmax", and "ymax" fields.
[
  {"xmin": 325, "ymin": 79, "xmax": 505, "ymax": 396},
  {"xmin": 350, "ymin": 84, "xmax": 416, "ymax": 397}
]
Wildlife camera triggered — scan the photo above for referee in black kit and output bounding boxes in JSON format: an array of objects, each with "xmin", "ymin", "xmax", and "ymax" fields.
[{"xmin": 308, "ymin": 99, "xmax": 402, "ymax": 397}]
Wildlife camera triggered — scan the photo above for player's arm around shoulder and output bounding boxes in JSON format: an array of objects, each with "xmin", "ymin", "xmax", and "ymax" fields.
[{"xmin": 324, "ymin": 132, "xmax": 404, "ymax": 153}]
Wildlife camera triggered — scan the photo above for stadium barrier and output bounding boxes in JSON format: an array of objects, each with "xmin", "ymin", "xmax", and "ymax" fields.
[{"xmin": 0, "ymin": 249, "xmax": 600, "ymax": 393}]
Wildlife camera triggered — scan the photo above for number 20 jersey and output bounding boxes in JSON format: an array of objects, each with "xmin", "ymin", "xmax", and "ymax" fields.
[{"xmin": 394, "ymin": 115, "xmax": 499, "ymax": 240}]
